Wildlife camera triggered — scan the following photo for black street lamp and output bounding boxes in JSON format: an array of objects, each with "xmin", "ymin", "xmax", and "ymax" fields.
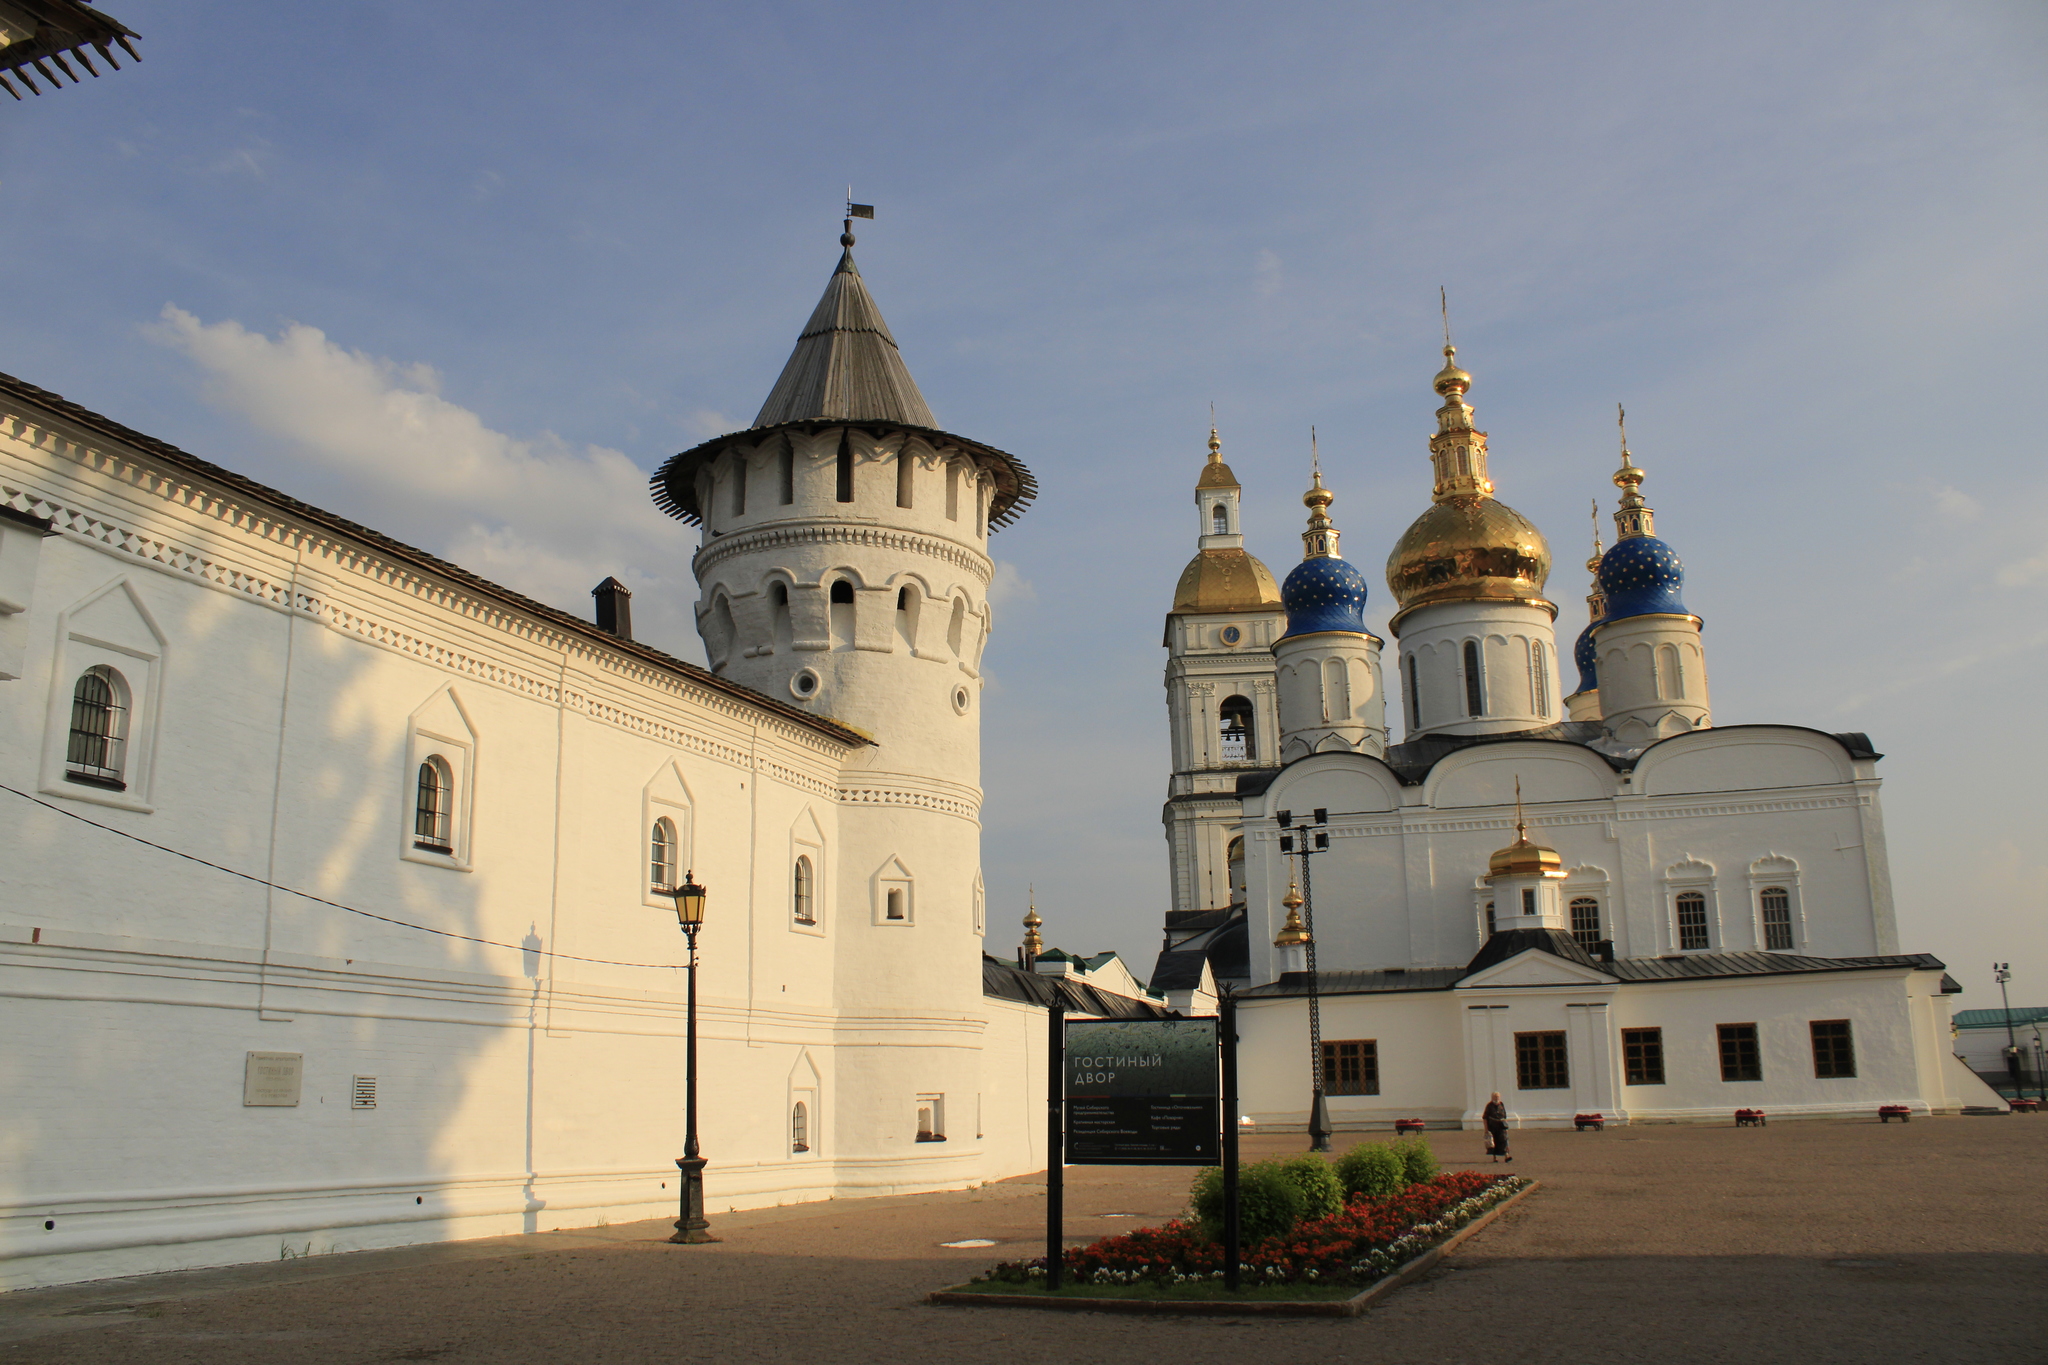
[
  {"xmin": 668, "ymin": 872, "xmax": 717, "ymax": 1244},
  {"xmin": 1996, "ymin": 963, "xmax": 2022, "ymax": 1102},
  {"xmin": 1278, "ymin": 807, "xmax": 1331, "ymax": 1153}
]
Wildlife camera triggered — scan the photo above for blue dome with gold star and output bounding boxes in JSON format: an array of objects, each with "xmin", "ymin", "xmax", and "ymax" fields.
[
  {"xmin": 1280, "ymin": 554, "xmax": 1369, "ymax": 639},
  {"xmin": 1572, "ymin": 620, "xmax": 1600, "ymax": 693},
  {"xmin": 1597, "ymin": 535, "xmax": 1688, "ymax": 620}
]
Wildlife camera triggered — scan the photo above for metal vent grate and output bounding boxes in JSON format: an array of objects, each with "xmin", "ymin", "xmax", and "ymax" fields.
[{"xmin": 351, "ymin": 1076, "xmax": 377, "ymax": 1110}]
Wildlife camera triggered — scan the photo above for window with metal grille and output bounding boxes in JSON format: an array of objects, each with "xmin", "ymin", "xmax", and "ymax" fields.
[
  {"xmin": 1218, "ymin": 694, "xmax": 1254, "ymax": 763},
  {"xmin": 1211, "ymin": 503, "xmax": 1228, "ymax": 534},
  {"xmin": 1463, "ymin": 640, "xmax": 1485, "ymax": 716},
  {"xmin": 791, "ymin": 1101, "xmax": 810, "ymax": 1152},
  {"xmin": 1520, "ymin": 887, "xmax": 1537, "ymax": 917},
  {"xmin": 1515, "ymin": 1031, "xmax": 1569, "ymax": 1090},
  {"xmin": 1405, "ymin": 653, "xmax": 1420, "ymax": 731},
  {"xmin": 65, "ymin": 665, "xmax": 129, "ymax": 788},
  {"xmin": 1622, "ymin": 1028, "xmax": 1664, "ymax": 1085},
  {"xmin": 1321, "ymin": 1040, "xmax": 1380, "ymax": 1096},
  {"xmin": 1760, "ymin": 887, "xmax": 1794, "ymax": 950},
  {"xmin": 1531, "ymin": 640, "xmax": 1550, "ymax": 717},
  {"xmin": 1810, "ymin": 1020, "xmax": 1855, "ymax": 1078},
  {"xmin": 1718, "ymin": 1023, "xmax": 1762, "ymax": 1081},
  {"xmin": 1570, "ymin": 896, "xmax": 1602, "ymax": 947},
  {"xmin": 413, "ymin": 757, "xmax": 453, "ymax": 852},
  {"xmin": 793, "ymin": 855, "xmax": 815, "ymax": 924},
  {"xmin": 350, "ymin": 1076, "xmax": 377, "ymax": 1110},
  {"xmin": 1675, "ymin": 891, "xmax": 1709, "ymax": 950},
  {"xmin": 650, "ymin": 817, "xmax": 678, "ymax": 892}
]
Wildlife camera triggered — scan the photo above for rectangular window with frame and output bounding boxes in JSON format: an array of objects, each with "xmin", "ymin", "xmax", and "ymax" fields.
[
  {"xmin": 1515, "ymin": 1030, "xmax": 1569, "ymax": 1090},
  {"xmin": 1760, "ymin": 887, "xmax": 1794, "ymax": 951},
  {"xmin": 1676, "ymin": 891, "xmax": 1710, "ymax": 951},
  {"xmin": 1321, "ymin": 1040, "xmax": 1380, "ymax": 1096},
  {"xmin": 1718, "ymin": 1023, "xmax": 1762, "ymax": 1082},
  {"xmin": 1569, "ymin": 897, "xmax": 1602, "ymax": 948},
  {"xmin": 1810, "ymin": 1019, "xmax": 1856, "ymax": 1078},
  {"xmin": 1622, "ymin": 1027, "xmax": 1665, "ymax": 1085}
]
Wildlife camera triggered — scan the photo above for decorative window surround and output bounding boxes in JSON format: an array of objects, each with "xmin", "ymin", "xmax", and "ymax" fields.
[
  {"xmin": 641, "ymin": 762, "xmax": 695, "ymax": 909},
  {"xmin": 37, "ymin": 575, "xmax": 166, "ymax": 813},
  {"xmin": 1748, "ymin": 855, "xmax": 1804, "ymax": 953},
  {"xmin": 789, "ymin": 807, "xmax": 826, "ymax": 936},
  {"xmin": 871, "ymin": 855, "xmax": 916, "ymax": 926},
  {"xmin": 1662, "ymin": 857, "xmax": 1718, "ymax": 953},
  {"xmin": 402, "ymin": 688, "xmax": 476, "ymax": 871}
]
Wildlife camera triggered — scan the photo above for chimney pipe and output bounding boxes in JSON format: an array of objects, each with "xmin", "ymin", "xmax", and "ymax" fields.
[{"xmin": 592, "ymin": 577, "xmax": 633, "ymax": 641}]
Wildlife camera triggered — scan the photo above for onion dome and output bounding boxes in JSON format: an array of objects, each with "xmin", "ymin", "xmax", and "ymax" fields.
[
  {"xmin": 1487, "ymin": 782, "xmax": 1565, "ymax": 878},
  {"xmin": 1021, "ymin": 892, "xmax": 1044, "ymax": 959},
  {"xmin": 1572, "ymin": 622, "xmax": 1600, "ymax": 694},
  {"xmin": 1273, "ymin": 881, "xmax": 1311, "ymax": 948},
  {"xmin": 1279, "ymin": 458, "xmax": 1370, "ymax": 639},
  {"xmin": 1172, "ymin": 428, "xmax": 1283, "ymax": 613},
  {"xmin": 1596, "ymin": 411, "xmax": 1691, "ymax": 620},
  {"xmin": 1385, "ymin": 345, "xmax": 1553, "ymax": 622},
  {"xmin": 1196, "ymin": 427, "xmax": 1239, "ymax": 489}
]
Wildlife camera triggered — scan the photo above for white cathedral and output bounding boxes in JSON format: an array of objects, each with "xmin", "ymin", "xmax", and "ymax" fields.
[
  {"xmin": 0, "ymin": 233, "xmax": 1995, "ymax": 1290},
  {"xmin": 1154, "ymin": 345, "xmax": 1996, "ymax": 1132}
]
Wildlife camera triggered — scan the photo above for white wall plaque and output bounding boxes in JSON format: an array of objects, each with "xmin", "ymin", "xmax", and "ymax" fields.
[{"xmin": 244, "ymin": 1052, "xmax": 303, "ymax": 1107}]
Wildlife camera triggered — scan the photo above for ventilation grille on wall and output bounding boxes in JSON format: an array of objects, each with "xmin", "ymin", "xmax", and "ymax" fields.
[{"xmin": 351, "ymin": 1076, "xmax": 377, "ymax": 1110}]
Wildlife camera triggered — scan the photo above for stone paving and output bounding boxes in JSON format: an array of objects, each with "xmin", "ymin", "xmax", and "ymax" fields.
[{"xmin": 2, "ymin": 1116, "xmax": 2042, "ymax": 1364}]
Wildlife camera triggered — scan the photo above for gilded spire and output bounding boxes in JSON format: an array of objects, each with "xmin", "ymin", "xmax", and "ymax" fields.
[
  {"xmin": 1196, "ymin": 417, "xmax": 1241, "ymax": 491},
  {"xmin": 1612, "ymin": 404, "xmax": 1654, "ymax": 540},
  {"xmin": 1427, "ymin": 302, "xmax": 1491, "ymax": 502},
  {"xmin": 1021, "ymin": 888, "xmax": 1043, "ymax": 960},
  {"xmin": 1274, "ymin": 878, "xmax": 1311, "ymax": 949},
  {"xmin": 1487, "ymin": 775, "xmax": 1564, "ymax": 878},
  {"xmin": 1585, "ymin": 498, "xmax": 1606, "ymax": 618},
  {"xmin": 1301, "ymin": 427, "xmax": 1341, "ymax": 559}
]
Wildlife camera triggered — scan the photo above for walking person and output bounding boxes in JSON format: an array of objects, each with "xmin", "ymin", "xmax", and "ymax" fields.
[{"xmin": 1483, "ymin": 1092, "xmax": 1512, "ymax": 1163}]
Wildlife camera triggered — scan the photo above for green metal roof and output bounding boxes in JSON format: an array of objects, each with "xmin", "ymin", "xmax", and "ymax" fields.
[{"xmin": 1954, "ymin": 1006, "xmax": 2048, "ymax": 1029}]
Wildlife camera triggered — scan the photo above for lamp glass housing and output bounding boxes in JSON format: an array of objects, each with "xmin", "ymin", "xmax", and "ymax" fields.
[{"xmin": 673, "ymin": 873, "xmax": 707, "ymax": 927}]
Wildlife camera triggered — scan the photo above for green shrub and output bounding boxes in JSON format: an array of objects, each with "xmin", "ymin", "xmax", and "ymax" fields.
[
  {"xmin": 1275, "ymin": 1153, "xmax": 1345, "ymax": 1223},
  {"xmin": 1335, "ymin": 1141, "xmax": 1408, "ymax": 1199},
  {"xmin": 1391, "ymin": 1135, "xmax": 1439, "ymax": 1185},
  {"xmin": 1188, "ymin": 1160, "xmax": 1308, "ymax": 1244}
]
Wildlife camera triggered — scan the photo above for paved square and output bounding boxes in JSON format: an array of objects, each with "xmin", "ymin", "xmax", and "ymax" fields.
[{"xmin": 3, "ymin": 1117, "xmax": 2041, "ymax": 1364}]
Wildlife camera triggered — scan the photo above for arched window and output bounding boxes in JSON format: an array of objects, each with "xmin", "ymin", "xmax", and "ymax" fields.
[
  {"xmin": 1531, "ymin": 641, "xmax": 1551, "ymax": 717},
  {"xmin": 886, "ymin": 888, "xmax": 906, "ymax": 920},
  {"xmin": 778, "ymin": 443, "xmax": 795, "ymax": 504},
  {"xmin": 770, "ymin": 581, "xmax": 792, "ymax": 652},
  {"xmin": 1211, "ymin": 504, "xmax": 1229, "ymax": 535},
  {"xmin": 1405, "ymin": 654, "xmax": 1420, "ymax": 731},
  {"xmin": 1226, "ymin": 836, "xmax": 1246, "ymax": 905},
  {"xmin": 1463, "ymin": 640, "xmax": 1485, "ymax": 717},
  {"xmin": 792, "ymin": 855, "xmax": 815, "ymax": 924},
  {"xmin": 1484, "ymin": 900, "xmax": 1496, "ymax": 936},
  {"xmin": 1569, "ymin": 896, "xmax": 1601, "ymax": 947},
  {"xmin": 1675, "ymin": 891, "xmax": 1709, "ymax": 951},
  {"xmin": 65, "ymin": 665, "xmax": 129, "ymax": 787},
  {"xmin": 1655, "ymin": 643, "xmax": 1682, "ymax": 700},
  {"xmin": 1218, "ymin": 694, "xmax": 1254, "ymax": 762},
  {"xmin": 1760, "ymin": 887, "xmax": 1794, "ymax": 950},
  {"xmin": 414, "ymin": 756, "xmax": 453, "ymax": 852},
  {"xmin": 829, "ymin": 579, "xmax": 855, "ymax": 650},
  {"xmin": 896, "ymin": 453, "xmax": 914, "ymax": 509},
  {"xmin": 835, "ymin": 441, "xmax": 854, "ymax": 502},
  {"xmin": 650, "ymin": 817, "xmax": 678, "ymax": 892},
  {"xmin": 791, "ymin": 1101, "xmax": 810, "ymax": 1153},
  {"xmin": 895, "ymin": 585, "xmax": 919, "ymax": 651},
  {"xmin": 729, "ymin": 453, "xmax": 747, "ymax": 516}
]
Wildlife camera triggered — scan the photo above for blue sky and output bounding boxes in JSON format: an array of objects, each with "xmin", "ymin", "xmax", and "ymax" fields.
[{"xmin": 5, "ymin": 0, "xmax": 2044, "ymax": 1001}]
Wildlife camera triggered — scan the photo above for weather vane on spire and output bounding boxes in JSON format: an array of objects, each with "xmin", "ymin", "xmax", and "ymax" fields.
[{"xmin": 842, "ymin": 188, "xmax": 874, "ymax": 246}]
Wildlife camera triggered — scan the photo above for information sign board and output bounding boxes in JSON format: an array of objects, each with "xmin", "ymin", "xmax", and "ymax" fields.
[{"xmin": 1063, "ymin": 1018, "xmax": 1219, "ymax": 1165}]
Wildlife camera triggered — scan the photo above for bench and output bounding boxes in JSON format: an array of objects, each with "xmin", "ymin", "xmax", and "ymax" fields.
[
  {"xmin": 2012, "ymin": 1098, "xmax": 2040, "ymax": 1114},
  {"xmin": 1734, "ymin": 1108, "xmax": 1767, "ymax": 1127},
  {"xmin": 1878, "ymin": 1105, "xmax": 1911, "ymax": 1123},
  {"xmin": 1573, "ymin": 1113, "xmax": 1605, "ymax": 1131},
  {"xmin": 1393, "ymin": 1118, "xmax": 1427, "ymax": 1134}
]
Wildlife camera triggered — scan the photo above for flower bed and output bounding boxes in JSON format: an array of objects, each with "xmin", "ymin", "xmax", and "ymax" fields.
[{"xmin": 978, "ymin": 1171, "xmax": 1528, "ymax": 1290}]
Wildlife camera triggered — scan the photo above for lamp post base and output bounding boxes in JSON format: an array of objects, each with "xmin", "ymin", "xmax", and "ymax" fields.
[
  {"xmin": 668, "ymin": 1156, "xmax": 719, "ymax": 1244},
  {"xmin": 1308, "ymin": 1089, "xmax": 1332, "ymax": 1153}
]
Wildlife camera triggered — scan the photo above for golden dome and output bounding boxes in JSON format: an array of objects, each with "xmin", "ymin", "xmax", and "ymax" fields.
[
  {"xmin": 1173, "ymin": 548, "xmax": 1282, "ymax": 614},
  {"xmin": 1385, "ymin": 497, "xmax": 1554, "ymax": 619},
  {"xmin": 1196, "ymin": 426, "xmax": 1240, "ymax": 489},
  {"xmin": 1488, "ymin": 833, "xmax": 1564, "ymax": 879}
]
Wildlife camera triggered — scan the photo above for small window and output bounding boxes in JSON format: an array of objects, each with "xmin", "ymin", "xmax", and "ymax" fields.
[
  {"xmin": 1211, "ymin": 503, "xmax": 1228, "ymax": 535},
  {"xmin": 830, "ymin": 579, "xmax": 854, "ymax": 604},
  {"xmin": 945, "ymin": 463, "xmax": 959, "ymax": 520},
  {"xmin": 1520, "ymin": 887, "xmax": 1536, "ymax": 917},
  {"xmin": 1810, "ymin": 1020, "xmax": 1855, "ymax": 1078},
  {"xmin": 1676, "ymin": 891, "xmax": 1710, "ymax": 951},
  {"xmin": 1622, "ymin": 1028, "xmax": 1664, "ymax": 1085},
  {"xmin": 730, "ymin": 454, "xmax": 747, "ymax": 516},
  {"xmin": 1218, "ymin": 694, "xmax": 1254, "ymax": 762},
  {"xmin": 1463, "ymin": 640, "xmax": 1484, "ymax": 717},
  {"xmin": 1569, "ymin": 896, "xmax": 1602, "ymax": 947},
  {"xmin": 1515, "ymin": 1031, "xmax": 1569, "ymax": 1090},
  {"xmin": 915, "ymin": 1094, "xmax": 946, "ymax": 1142},
  {"xmin": 1717, "ymin": 1023, "xmax": 1762, "ymax": 1082},
  {"xmin": 835, "ymin": 441, "xmax": 854, "ymax": 502},
  {"xmin": 793, "ymin": 855, "xmax": 815, "ymax": 924},
  {"xmin": 791, "ymin": 1101, "xmax": 810, "ymax": 1152},
  {"xmin": 1321, "ymin": 1040, "xmax": 1379, "ymax": 1096},
  {"xmin": 1760, "ymin": 887, "xmax": 1794, "ymax": 950},
  {"xmin": 650, "ymin": 817, "xmax": 678, "ymax": 892},
  {"xmin": 1405, "ymin": 653, "xmax": 1420, "ymax": 731},
  {"xmin": 886, "ymin": 888, "xmax": 905, "ymax": 921},
  {"xmin": 896, "ymin": 453, "xmax": 914, "ymax": 509},
  {"xmin": 65, "ymin": 665, "xmax": 130, "ymax": 789},
  {"xmin": 778, "ymin": 444, "xmax": 795, "ymax": 504},
  {"xmin": 1531, "ymin": 640, "xmax": 1550, "ymax": 717},
  {"xmin": 414, "ymin": 756, "xmax": 454, "ymax": 852},
  {"xmin": 1484, "ymin": 900, "xmax": 1496, "ymax": 936}
]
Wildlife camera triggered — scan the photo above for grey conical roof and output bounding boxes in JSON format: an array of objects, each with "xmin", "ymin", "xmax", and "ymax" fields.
[{"xmin": 752, "ymin": 247, "xmax": 937, "ymax": 428}]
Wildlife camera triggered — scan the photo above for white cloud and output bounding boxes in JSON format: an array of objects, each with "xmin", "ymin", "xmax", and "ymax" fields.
[
  {"xmin": 1253, "ymin": 248, "xmax": 1283, "ymax": 299},
  {"xmin": 988, "ymin": 559, "xmax": 1036, "ymax": 608},
  {"xmin": 1997, "ymin": 546, "xmax": 2048, "ymax": 589},
  {"xmin": 1932, "ymin": 486, "xmax": 1983, "ymax": 525},
  {"xmin": 146, "ymin": 306, "xmax": 704, "ymax": 661},
  {"xmin": 685, "ymin": 408, "xmax": 740, "ymax": 440}
]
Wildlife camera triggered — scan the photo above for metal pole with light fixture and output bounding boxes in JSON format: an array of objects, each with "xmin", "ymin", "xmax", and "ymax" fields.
[
  {"xmin": 668, "ymin": 872, "xmax": 717, "ymax": 1244},
  {"xmin": 1277, "ymin": 807, "xmax": 1332, "ymax": 1152},
  {"xmin": 1996, "ymin": 963, "xmax": 2022, "ymax": 1102}
]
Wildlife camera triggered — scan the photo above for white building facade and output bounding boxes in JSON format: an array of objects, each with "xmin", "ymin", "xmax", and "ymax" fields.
[
  {"xmin": 0, "ymin": 235, "xmax": 1157, "ymax": 1291},
  {"xmin": 1159, "ymin": 347, "xmax": 1997, "ymax": 1130}
]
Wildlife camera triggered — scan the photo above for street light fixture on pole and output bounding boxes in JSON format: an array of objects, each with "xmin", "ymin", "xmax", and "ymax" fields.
[
  {"xmin": 668, "ymin": 872, "xmax": 717, "ymax": 1244},
  {"xmin": 1995, "ymin": 963, "xmax": 2022, "ymax": 1102},
  {"xmin": 1277, "ymin": 807, "xmax": 1331, "ymax": 1153}
]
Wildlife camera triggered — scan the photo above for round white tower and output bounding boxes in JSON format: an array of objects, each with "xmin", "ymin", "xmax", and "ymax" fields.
[
  {"xmin": 1590, "ymin": 413, "xmax": 1710, "ymax": 745},
  {"xmin": 1385, "ymin": 345, "xmax": 1563, "ymax": 739},
  {"xmin": 1272, "ymin": 457, "xmax": 1386, "ymax": 760},
  {"xmin": 651, "ymin": 223, "xmax": 1035, "ymax": 1001}
]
